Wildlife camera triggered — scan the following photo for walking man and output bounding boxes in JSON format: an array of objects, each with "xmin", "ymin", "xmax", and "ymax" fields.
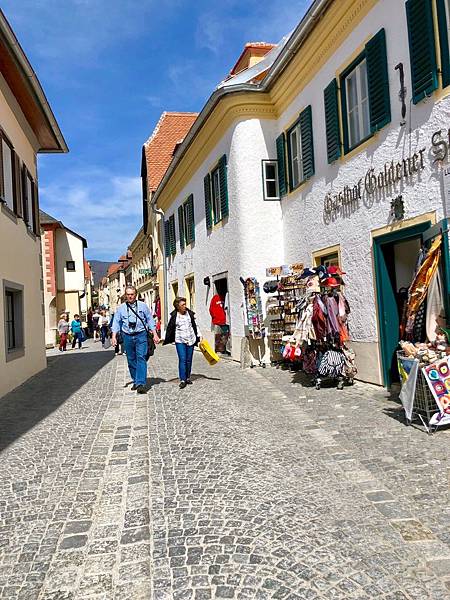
[{"xmin": 111, "ymin": 286, "xmax": 159, "ymax": 393}]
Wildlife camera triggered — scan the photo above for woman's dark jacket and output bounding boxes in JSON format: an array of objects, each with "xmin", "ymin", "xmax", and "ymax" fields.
[{"xmin": 163, "ymin": 309, "xmax": 199, "ymax": 345}]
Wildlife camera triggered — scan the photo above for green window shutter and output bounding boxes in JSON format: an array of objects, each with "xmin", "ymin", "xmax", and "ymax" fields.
[
  {"xmin": 406, "ymin": 0, "xmax": 438, "ymax": 104},
  {"xmin": 169, "ymin": 215, "xmax": 176, "ymax": 255},
  {"xmin": 187, "ymin": 194, "xmax": 195, "ymax": 243},
  {"xmin": 299, "ymin": 105, "xmax": 315, "ymax": 181},
  {"xmin": 275, "ymin": 133, "xmax": 287, "ymax": 195},
  {"xmin": 323, "ymin": 79, "xmax": 341, "ymax": 164},
  {"xmin": 204, "ymin": 173, "xmax": 212, "ymax": 230},
  {"xmin": 366, "ymin": 28, "xmax": 391, "ymax": 133},
  {"xmin": 218, "ymin": 154, "xmax": 229, "ymax": 219},
  {"xmin": 164, "ymin": 220, "xmax": 170, "ymax": 257},
  {"xmin": 437, "ymin": 0, "xmax": 450, "ymax": 88},
  {"xmin": 32, "ymin": 181, "xmax": 40, "ymax": 235},
  {"xmin": 178, "ymin": 205, "xmax": 185, "ymax": 251}
]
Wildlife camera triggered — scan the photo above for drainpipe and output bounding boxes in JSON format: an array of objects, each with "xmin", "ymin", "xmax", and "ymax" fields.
[{"xmin": 149, "ymin": 196, "xmax": 168, "ymax": 333}]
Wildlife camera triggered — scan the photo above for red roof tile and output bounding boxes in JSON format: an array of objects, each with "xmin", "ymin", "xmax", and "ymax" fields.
[
  {"xmin": 107, "ymin": 263, "xmax": 122, "ymax": 277},
  {"xmin": 144, "ymin": 112, "xmax": 198, "ymax": 193}
]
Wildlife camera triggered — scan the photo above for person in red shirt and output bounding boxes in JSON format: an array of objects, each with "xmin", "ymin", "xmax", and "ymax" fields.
[
  {"xmin": 209, "ymin": 292, "xmax": 229, "ymax": 353},
  {"xmin": 209, "ymin": 293, "xmax": 226, "ymax": 326}
]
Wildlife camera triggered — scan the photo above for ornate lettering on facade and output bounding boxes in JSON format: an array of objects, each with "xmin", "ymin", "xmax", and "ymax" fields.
[{"xmin": 324, "ymin": 148, "xmax": 426, "ymax": 215}]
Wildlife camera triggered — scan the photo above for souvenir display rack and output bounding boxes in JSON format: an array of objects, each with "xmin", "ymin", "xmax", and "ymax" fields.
[{"xmin": 241, "ymin": 277, "xmax": 265, "ymax": 339}]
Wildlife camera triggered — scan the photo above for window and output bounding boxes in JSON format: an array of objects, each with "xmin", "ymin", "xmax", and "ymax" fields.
[
  {"xmin": 66, "ymin": 261, "xmax": 75, "ymax": 271},
  {"xmin": 164, "ymin": 215, "xmax": 176, "ymax": 257},
  {"xmin": 185, "ymin": 276, "xmax": 195, "ymax": 310},
  {"xmin": 3, "ymin": 281, "xmax": 24, "ymax": 359},
  {"xmin": 288, "ymin": 122, "xmax": 303, "ymax": 189},
  {"xmin": 204, "ymin": 155, "xmax": 228, "ymax": 230},
  {"xmin": 339, "ymin": 29, "xmax": 390, "ymax": 152},
  {"xmin": 1, "ymin": 138, "xmax": 14, "ymax": 211},
  {"xmin": 437, "ymin": 0, "xmax": 450, "ymax": 88},
  {"xmin": 211, "ymin": 166, "xmax": 222, "ymax": 224},
  {"xmin": 171, "ymin": 281, "xmax": 178, "ymax": 302},
  {"xmin": 344, "ymin": 59, "xmax": 370, "ymax": 150},
  {"xmin": 286, "ymin": 105, "xmax": 314, "ymax": 192},
  {"xmin": 178, "ymin": 194, "xmax": 195, "ymax": 250},
  {"xmin": 313, "ymin": 245, "xmax": 341, "ymax": 269},
  {"xmin": 5, "ymin": 290, "xmax": 15, "ymax": 350},
  {"xmin": 262, "ymin": 160, "xmax": 280, "ymax": 200}
]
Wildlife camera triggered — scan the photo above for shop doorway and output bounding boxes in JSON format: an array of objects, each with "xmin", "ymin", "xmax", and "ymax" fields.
[
  {"xmin": 211, "ymin": 274, "xmax": 231, "ymax": 354},
  {"xmin": 373, "ymin": 221, "xmax": 431, "ymax": 387}
]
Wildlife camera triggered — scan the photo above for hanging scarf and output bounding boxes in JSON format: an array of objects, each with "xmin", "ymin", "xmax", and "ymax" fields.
[{"xmin": 403, "ymin": 236, "xmax": 441, "ymax": 336}]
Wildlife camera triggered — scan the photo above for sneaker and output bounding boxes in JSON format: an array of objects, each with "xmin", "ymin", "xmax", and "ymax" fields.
[
  {"xmin": 131, "ymin": 384, "xmax": 138, "ymax": 391},
  {"xmin": 136, "ymin": 385, "xmax": 147, "ymax": 394},
  {"xmin": 179, "ymin": 381, "xmax": 187, "ymax": 389},
  {"xmin": 186, "ymin": 379, "xmax": 193, "ymax": 385}
]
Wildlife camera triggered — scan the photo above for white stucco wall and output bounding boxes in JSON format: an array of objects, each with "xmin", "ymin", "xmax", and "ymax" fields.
[
  {"xmin": 277, "ymin": 0, "xmax": 449, "ymax": 383},
  {"xmin": 165, "ymin": 118, "xmax": 284, "ymax": 359},
  {"xmin": 55, "ymin": 229, "xmax": 85, "ymax": 293}
]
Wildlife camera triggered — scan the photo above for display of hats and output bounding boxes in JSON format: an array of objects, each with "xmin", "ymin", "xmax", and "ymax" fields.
[
  {"xmin": 321, "ymin": 276, "xmax": 342, "ymax": 288},
  {"xmin": 315, "ymin": 265, "xmax": 328, "ymax": 280},
  {"xmin": 263, "ymin": 280, "xmax": 279, "ymax": 293},
  {"xmin": 299, "ymin": 267, "xmax": 317, "ymax": 279},
  {"xmin": 328, "ymin": 266, "xmax": 346, "ymax": 276}
]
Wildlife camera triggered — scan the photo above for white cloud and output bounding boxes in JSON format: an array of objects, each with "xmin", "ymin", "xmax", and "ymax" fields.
[{"xmin": 39, "ymin": 169, "xmax": 142, "ymax": 261}]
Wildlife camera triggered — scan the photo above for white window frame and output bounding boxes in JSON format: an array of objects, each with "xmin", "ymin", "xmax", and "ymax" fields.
[
  {"xmin": 446, "ymin": 0, "xmax": 450, "ymax": 42},
  {"xmin": 2, "ymin": 139, "xmax": 14, "ymax": 211},
  {"xmin": 262, "ymin": 160, "xmax": 280, "ymax": 200},
  {"xmin": 344, "ymin": 58, "xmax": 370, "ymax": 149},
  {"xmin": 288, "ymin": 122, "xmax": 303, "ymax": 189},
  {"xmin": 211, "ymin": 166, "xmax": 222, "ymax": 224},
  {"xmin": 182, "ymin": 199, "xmax": 191, "ymax": 245}
]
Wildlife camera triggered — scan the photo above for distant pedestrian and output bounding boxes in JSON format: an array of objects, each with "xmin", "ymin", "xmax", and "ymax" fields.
[
  {"xmin": 87, "ymin": 308, "xmax": 94, "ymax": 337},
  {"xmin": 71, "ymin": 314, "xmax": 83, "ymax": 349},
  {"xmin": 99, "ymin": 310, "xmax": 109, "ymax": 345},
  {"xmin": 57, "ymin": 313, "xmax": 69, "ymax": 351},
  {"xmin": 163, "ymin": 297, "xmax": 201, "ymax": 389},
  {"xmin": 92, "ymin": 308, "xmax": 101, "ymax": 341},
  {"xmin": 110, "ymin": 312, "xmax": 124, "ymax": 355},
  {"xmin": 111, "ymin": 286, "xmax": 159, "ymax": 394}
]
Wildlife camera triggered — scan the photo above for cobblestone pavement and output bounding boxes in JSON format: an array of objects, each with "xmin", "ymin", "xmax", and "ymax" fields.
[{"xmin": 1, "ymin": 342, "xmax": 450, "ymax": 599}]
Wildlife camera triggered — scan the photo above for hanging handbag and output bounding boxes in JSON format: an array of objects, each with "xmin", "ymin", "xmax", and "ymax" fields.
[{"xmin": 126, "ymin": 303, "xmax": 156, "ymax": 360}]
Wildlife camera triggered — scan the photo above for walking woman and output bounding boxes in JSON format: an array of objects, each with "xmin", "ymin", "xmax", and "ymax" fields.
[
  {"xmin": 99, "ymin": 310, "xmax": 109, "ymax": 346},
  {"xmin": 164, "ymin": 297, "xmax": 201, "ymax": 389},
  {"xmin": 71, "ymin": 314, "xmax": 83, "ymax": 349},
  {"xmin": 58, "ymin": 313, "xmax": 69, "ymax": 351}
]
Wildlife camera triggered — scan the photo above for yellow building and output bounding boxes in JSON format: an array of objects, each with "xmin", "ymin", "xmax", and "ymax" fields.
[
  {"xmin": 130, "ymin": 227, "xmax": 157, "ymax": 307},
  {"xmin": 0, "ymin": 10, "xmax": 68, "ymax": 397}
]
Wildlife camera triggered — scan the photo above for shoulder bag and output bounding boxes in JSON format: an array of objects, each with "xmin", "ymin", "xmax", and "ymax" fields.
[{"xmin": 127, "ymin": 303, "xmax": 156, "ymax": 360}]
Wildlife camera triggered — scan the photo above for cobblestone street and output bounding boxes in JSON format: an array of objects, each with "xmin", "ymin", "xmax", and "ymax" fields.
[{"xmin": 1, "ymin": 342, "xmax": 450, "ymax": 600}]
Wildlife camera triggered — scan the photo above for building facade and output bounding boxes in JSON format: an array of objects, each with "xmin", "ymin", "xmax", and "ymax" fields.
[
  {"xmin": 154, "ymin": 0, "xmax": 450, "ymax": 386},
  {"xmin": 0, "ymin": 10, "xmax": 67, "ymax": 397},
  {"xmin": 130, "ymin": 227, "xmax": 157, "ymax": 306},
  {"xmin": 40, "ymin": 211, "xmax": 88, "ymax": 346}
]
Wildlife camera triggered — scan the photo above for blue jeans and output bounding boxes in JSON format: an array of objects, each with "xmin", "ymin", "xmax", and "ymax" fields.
[
  {"xmin": 72, "ymin": 332, "xmax": 83, "ymax": 348},
  {"xmin": 175, "ymin": 342, "xmax": 195, "ymax": 382},
  {"xmin": 123, "ymin": 331, "xmax": 148, "ymax": 386},
  {"xmin": 100, "ymin": 325, "xmax": 108, "ymax": 344}
]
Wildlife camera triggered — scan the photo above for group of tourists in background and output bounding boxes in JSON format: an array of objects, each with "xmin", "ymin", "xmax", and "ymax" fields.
[{"xmin": 56, "ymin": 285, "xmax": 205, "ymax": 394}]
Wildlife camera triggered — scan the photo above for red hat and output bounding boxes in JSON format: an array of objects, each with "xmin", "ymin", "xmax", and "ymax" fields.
[
  {"xmin": 322, "ymin": 276, "xmax": 343, "ymax": 288},
  {"xmin": 327, "ymin": 266, "xmax": 346, "ymax": 276}
]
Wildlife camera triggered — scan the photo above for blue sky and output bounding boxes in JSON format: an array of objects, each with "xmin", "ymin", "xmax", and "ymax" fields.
[{"xmin": 3, "ymin": 0, "xmax": 308, "ymax": 262}]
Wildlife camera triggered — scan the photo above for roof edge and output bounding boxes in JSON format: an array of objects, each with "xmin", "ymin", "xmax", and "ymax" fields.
[
  {"xmin": 152, "ymin": 0, "xmax": 332, "ymax": 207},
  {"xmin": 0, "ymin": 9, "xmax": 68, "ymax": 153}
]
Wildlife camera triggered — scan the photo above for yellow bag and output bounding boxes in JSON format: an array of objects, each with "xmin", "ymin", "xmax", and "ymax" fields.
[{"xmin": 199, "ymin": 339, "xmax": 220, "ymax": 365}]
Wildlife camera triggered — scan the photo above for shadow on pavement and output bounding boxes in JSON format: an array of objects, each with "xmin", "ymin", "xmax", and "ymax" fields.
[
  {"xmin": 0, "ymin": 351, "xmax": 114, "ymax": 453},
  {"xmin": 166, "ymin": 374, "xmax": 221, "ymax": 384}
]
